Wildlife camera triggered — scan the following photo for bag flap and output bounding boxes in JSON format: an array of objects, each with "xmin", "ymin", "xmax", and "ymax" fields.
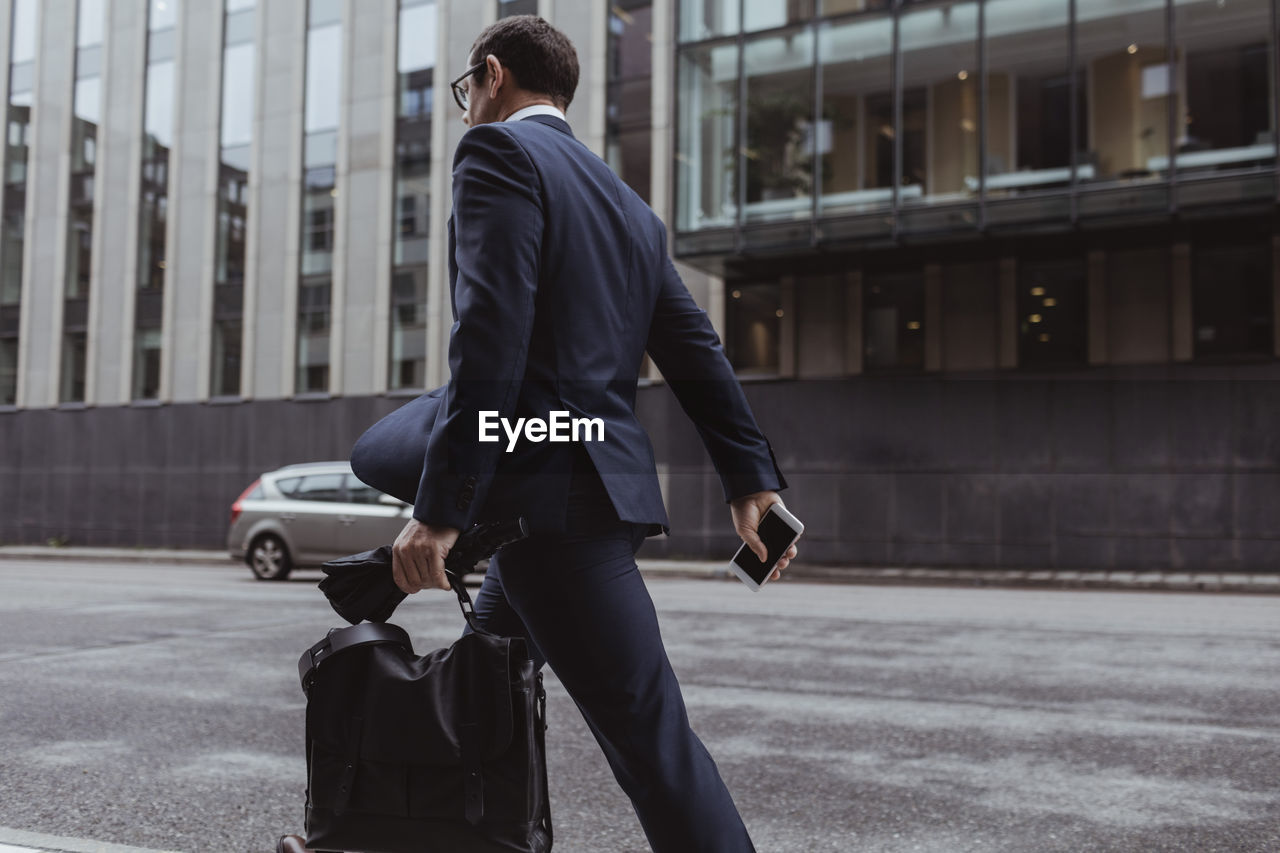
[{"xmin": 307, "ymin": 629, "xmax": 520, "ymax": 766}]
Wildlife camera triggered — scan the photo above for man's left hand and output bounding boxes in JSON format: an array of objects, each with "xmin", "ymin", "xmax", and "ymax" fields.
[{"xmin": 393, "ymin": 518, "xmax": 460, "ymax": 594}]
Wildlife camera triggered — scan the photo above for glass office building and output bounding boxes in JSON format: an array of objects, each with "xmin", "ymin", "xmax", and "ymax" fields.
[{"xmin": 2, "ymin": 0, "xmax": 1278, "ymax": 573}]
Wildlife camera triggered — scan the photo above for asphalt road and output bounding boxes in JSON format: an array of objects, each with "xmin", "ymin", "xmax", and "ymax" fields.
[{"xmin": 0, "ymin": 558, "xmax": 1276, "ymax": 853}]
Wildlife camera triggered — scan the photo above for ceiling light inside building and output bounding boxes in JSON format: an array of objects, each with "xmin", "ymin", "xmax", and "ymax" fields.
[
  {"xmin": 1043, "ymin": 297, "xmax": 1057, "ymax": 307},
  {"xmin": 907, "ymin": 321, "xmax": 921, "ymax": 330},
  {"xmin": 1039, "ymin": 333, "xmax": 1051, "ymax": 342},
  {"xmin": 775, "ymin": 310, "xmax": 785, "ymax": 319},
  {"xmin": 1029, "ymin": 314, "xmax": 1043, "ymax": 324},
  {"xmin": 731, "ymin": 289, "xmax": 741, "ymax": 299},
  {"xmin": 957, "ymin": 70, "xmax": 968, "ymax": 81},
  {"xmin": 1030, "ymin": 286, "xmax": 1045, "ymax": 297},
  {"xmin": 1127, "ymin": 44, "xmax": 1138, "ymax": 54}
]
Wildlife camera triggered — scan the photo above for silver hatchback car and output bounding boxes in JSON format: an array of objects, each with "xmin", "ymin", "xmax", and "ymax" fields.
[{"xmin": 227, "ymin": 461, "xmax": 413, "ymax": 580}]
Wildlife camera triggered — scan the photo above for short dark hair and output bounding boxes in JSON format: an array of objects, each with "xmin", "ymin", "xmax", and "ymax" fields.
[{"xmin": 470, "ymin": 16, "xmax": 579, "ymax": 110}]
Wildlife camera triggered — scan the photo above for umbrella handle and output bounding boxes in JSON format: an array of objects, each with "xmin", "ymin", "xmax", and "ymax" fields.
[{"xmin": 441, "ymin": 518, "xmax": 530, "ymax": 635}]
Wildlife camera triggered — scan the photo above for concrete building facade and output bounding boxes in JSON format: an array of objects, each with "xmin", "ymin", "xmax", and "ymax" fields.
[{"xmin": 2, "ymin": 0, "xmax": 1279, "ymax": 572}]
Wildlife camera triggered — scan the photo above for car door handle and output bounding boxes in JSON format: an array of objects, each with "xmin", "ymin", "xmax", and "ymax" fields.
[
  {"xmin": 337, "ymin": 515, "xmax": 356, "ymax": 525},
  {"xmin": 280, "ymin": 513, "xmax": 297, "ymax": 522}
]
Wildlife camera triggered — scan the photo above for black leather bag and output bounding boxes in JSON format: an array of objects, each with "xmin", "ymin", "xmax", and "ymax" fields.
[{"xmin": 297, "ymin": 537, "xmax": 552, "ymax": 853}]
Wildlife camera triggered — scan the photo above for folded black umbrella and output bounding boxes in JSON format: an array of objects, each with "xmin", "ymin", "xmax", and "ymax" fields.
[
  {"xmin": 318, "ymin": 519, "xmax": 531, "ymax": 625},
  {"xmin": 319, "ymin": 545, "xmax": 405, "ymax": 624}
]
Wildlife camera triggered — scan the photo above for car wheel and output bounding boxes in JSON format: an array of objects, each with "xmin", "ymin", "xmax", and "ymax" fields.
[{"xmin": 248, "ymin": 533, "xmax": 292, "ymax": 581}]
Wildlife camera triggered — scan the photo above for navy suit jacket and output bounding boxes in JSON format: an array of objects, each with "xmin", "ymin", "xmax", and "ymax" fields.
[{"xmin": 357, "ymin": 114, "xmax": 784, "ymax": 536}]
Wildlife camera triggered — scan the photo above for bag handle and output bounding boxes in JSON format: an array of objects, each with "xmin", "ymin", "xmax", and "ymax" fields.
[{"xmin": 298, "ymin": 622, "xmax": 412, "ymax": 694}]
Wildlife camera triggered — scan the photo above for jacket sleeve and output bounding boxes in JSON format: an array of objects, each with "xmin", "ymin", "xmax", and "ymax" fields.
[
  {"xmin": 413, "ymin": 124, "xmax": 543, "ymax": 529},
  {"xmin": 645, "ymin": 245, "xmax": 787, "ymax": 502}
]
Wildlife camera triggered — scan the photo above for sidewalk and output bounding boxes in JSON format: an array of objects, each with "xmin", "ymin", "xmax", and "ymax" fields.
[
  {"xmin": 0, "ymin": 826, "xmax": 177, "ymax": 853},
  {"xmin": 1, "ymin": 545, "xmax": 1276, "ymax": 593}
]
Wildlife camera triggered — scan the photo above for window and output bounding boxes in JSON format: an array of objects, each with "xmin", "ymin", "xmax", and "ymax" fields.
[
  {"xmin": 345, "ymin": 474, "xmax": 384, "ymax": 505},
  {"xmin": 726, "ymin": 282, "xmax": 782, "ymax": 373},
  {"xmin": 743, "ymin": 28, "xmax": 815, "ymax": 223},
  {"xmin": 497, "ymin": 0, "xmax": 537, "ymax": 18},
  {"xmin": 1173, "ymin": 0, "xmax": 1275, "ymax": 204},
  {"xmin": 391, "ymin": 0, "xmax": 435, "ymax": 391},
  {"xmin": 606, "ymin": 2, "xmax": 653, "ymax": 204},
  {"xmin": 818, "ymin": 13, "xmax": 893, "ymax": 217},
  {"xmin": 676, "ymin": 42, "xmax": 738, "ymax": 230},
  {"xmin": 983, "ymin": 0, "xmax": 1083, "ymax": 205},
  {"xmin": 294, "ymin": 473, "xmax": 344, "ymax": 502},
  {"xmin": 864, "ymin": 271, "xmax": 924, "ymax": 371},
  {"xmin": 898, "ymin": 1, "xmax": 978, "ymax": 207},
  {"xmin": 679, "ymin": 0, "xmax": 738, "ymax": 42},
  {"xmin": 1192, "ymin": 243, "xmax": 1272, "ymax": 360},
  {"xmin": 212, "ymin": 0, "xmax": 257, "ymax": 397},
  {"xmin": 1017, "ymin": 257, "xmax": 1087, "ymax": 367}
]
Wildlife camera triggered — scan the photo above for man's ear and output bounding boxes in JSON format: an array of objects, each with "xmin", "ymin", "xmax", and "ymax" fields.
[{"xmin": 485, "ymin": 54, "xmax": 503, "ymax": 98}]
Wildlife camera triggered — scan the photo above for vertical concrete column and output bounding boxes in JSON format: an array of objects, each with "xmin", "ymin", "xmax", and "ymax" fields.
[
  {"xmin": 333, "ymin": 0, "xmax": 396, "ymax": 397},
  {"xmin": 1087, "ymin": 248, "xmax": 1107, "ymax": 365},
  {"xmin": 998, "ymin": 257, "xmax": 1018, "ymax": 369},
  {"xmin": 549, "ymin": 0, "xmax": 607, "ymax": 157},
  {"xmin": 844, "ymin": 269, "xmax": 863, "ymax": 375},
  {"xmin": 97, "ymin": 0, "xmax": 148, "ymax": 406},
  {"xmin": 164, "ymin": 1, "xmax": 225, "ymax": 402},
  {"xmin": 1170, "ymin": 242, "xmax": 1193, "ymax": 362},
  {"xmin": 650, "ymin": 0, "xmax": 672, "ymax": 227},
  {"xmin": 20, "ymin": 0, "xmax": 75, "ymax": 408},
  {"xmin": 253, "ymin": 0, "xmax": 306, "ymax": 399},
  {"xmin": 924, "ymin": 263, "xmax": 942, "ymax": 372},
  {"xmin": 427, "ymin": 0, "xmax": 494, "ymax": 389}
]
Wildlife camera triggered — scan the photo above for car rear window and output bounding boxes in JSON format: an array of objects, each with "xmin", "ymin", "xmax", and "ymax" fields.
[
  {"xmin": 344, "ymin": 475, "xmax": 383, "ymax": 505},
  {"xmin": 292, "ymin": 473, "xmax": 345, "ymax": 502}
]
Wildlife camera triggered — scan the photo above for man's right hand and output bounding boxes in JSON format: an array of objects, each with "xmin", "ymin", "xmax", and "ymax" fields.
[{"xmin": 730, "ymin": 490, "xmax": 799, "ymax": 582}]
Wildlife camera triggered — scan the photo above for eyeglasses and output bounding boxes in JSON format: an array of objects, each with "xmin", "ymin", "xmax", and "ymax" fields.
[{"xmin": 451, "ymin": 61, "xmax": 485, "ymax": 111}]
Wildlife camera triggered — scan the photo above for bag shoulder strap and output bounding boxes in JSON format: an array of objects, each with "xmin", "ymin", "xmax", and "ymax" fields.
[{"xmin": 298, "ymin": 622, "xmax": 413, "ymax": 694}]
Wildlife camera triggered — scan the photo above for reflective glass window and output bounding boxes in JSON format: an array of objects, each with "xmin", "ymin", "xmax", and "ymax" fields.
[
  {"xmin": 726, "ymin": 282, "xmax": 781, "ymax": 373},
  {"xmin": 149, "ymin": 0, "xmax": 177, "ymax": 32},
  {"xmin": 1173, "ymin": 0, "xmax": 1275, "ymax": 182},
  {"xmin": 498, "ymin": 0, "xmax": 538, "ymax": 17},
  {"xmin": 1192, "ymin": 242, "xmax": 1273, "ymax": 359},
  {"xmin": 77, "ymin": 0, "xmax": 104, "ymax": 47},
  {"xmin": 984, "ymin": 0, "xmax": 1082, "ymax": 198},
  {"xmin": 680, "ymin": 0, "xmax": 738, "ymax": 42},
  {"xmin": 606, "ymin": 1, "xmax": 653, "ymax": 203},
  {"xmin": 1075, "ymin": 0, "xmax": 1169, "ymax": 184},
  {"xmin": 305, "ymin": 24, "xmax": 342, "ymax": 134},
  {"xmin": 743, "ymin": 28, "xmax": 814, "ymax": 224},
  {"xmin": 345, "ymin": 475, "xmax": 383, "ymax": 505},
  {"xmin": 1018, "ymin": 257, "xmax": 1086, "ymax": 367},
  {"xmin": 818, "ymin": 13, "xmax": 893, "ymax": 217},
  {"xmin": 10, "ymin": 0, "xmax": 36, "ymax": 65},
  {"xmin": 864, "ymin": 271, "xmax": 924, "ymax": 371},
  {"xmin": 899, "ymin": 1, "xmax": 978, "ymax": 206},
  {"xmin": 744, "ymin": 0, "xmax": 814, "ymax": 34},
  {"xmin": 676, "ymin": 42, "xmax": 738, "ymax": 231},
  {"xmin": 391, "ymin": 0, "xmax": 435, "ymax": 392},
  {"xmin": 295, "ymin": 473, "xmax": 344, "ymax": 502}
]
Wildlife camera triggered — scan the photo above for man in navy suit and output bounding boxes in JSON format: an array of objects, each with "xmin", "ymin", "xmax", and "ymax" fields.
[{"xmin": 391, "ymin": 16, "xmax": 796, "ymax": 852}]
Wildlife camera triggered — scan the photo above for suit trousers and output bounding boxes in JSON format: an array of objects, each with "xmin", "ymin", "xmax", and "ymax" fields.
[{"xmin": 465, "ymin": 462, "xmax": 756, "ymax": 853}]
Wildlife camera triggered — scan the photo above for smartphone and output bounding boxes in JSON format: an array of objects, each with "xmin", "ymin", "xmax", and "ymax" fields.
[{"xmin": 728, "ymin": 503, "xmax": 804, "ymax": 591}]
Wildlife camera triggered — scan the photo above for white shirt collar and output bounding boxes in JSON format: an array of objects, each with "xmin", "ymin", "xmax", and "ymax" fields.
[{"xmin": 505, "ymin": 104, "xmax": 568, "ymax": 124}]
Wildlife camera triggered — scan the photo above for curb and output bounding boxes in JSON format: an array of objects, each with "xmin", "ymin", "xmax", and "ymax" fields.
[{"xmin": 2, "ymin": 547, "xmax": 1277, "ymax": 593}]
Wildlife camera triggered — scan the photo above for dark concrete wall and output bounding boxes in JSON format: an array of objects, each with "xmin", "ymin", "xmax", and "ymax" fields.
[
  {"xmin": 636, "ymin": 365, "xmax": 1280, "ymax": 571},
  {"xmin": 2, "ymin": 365, "xmax": 1278, "ymax": 570}
]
